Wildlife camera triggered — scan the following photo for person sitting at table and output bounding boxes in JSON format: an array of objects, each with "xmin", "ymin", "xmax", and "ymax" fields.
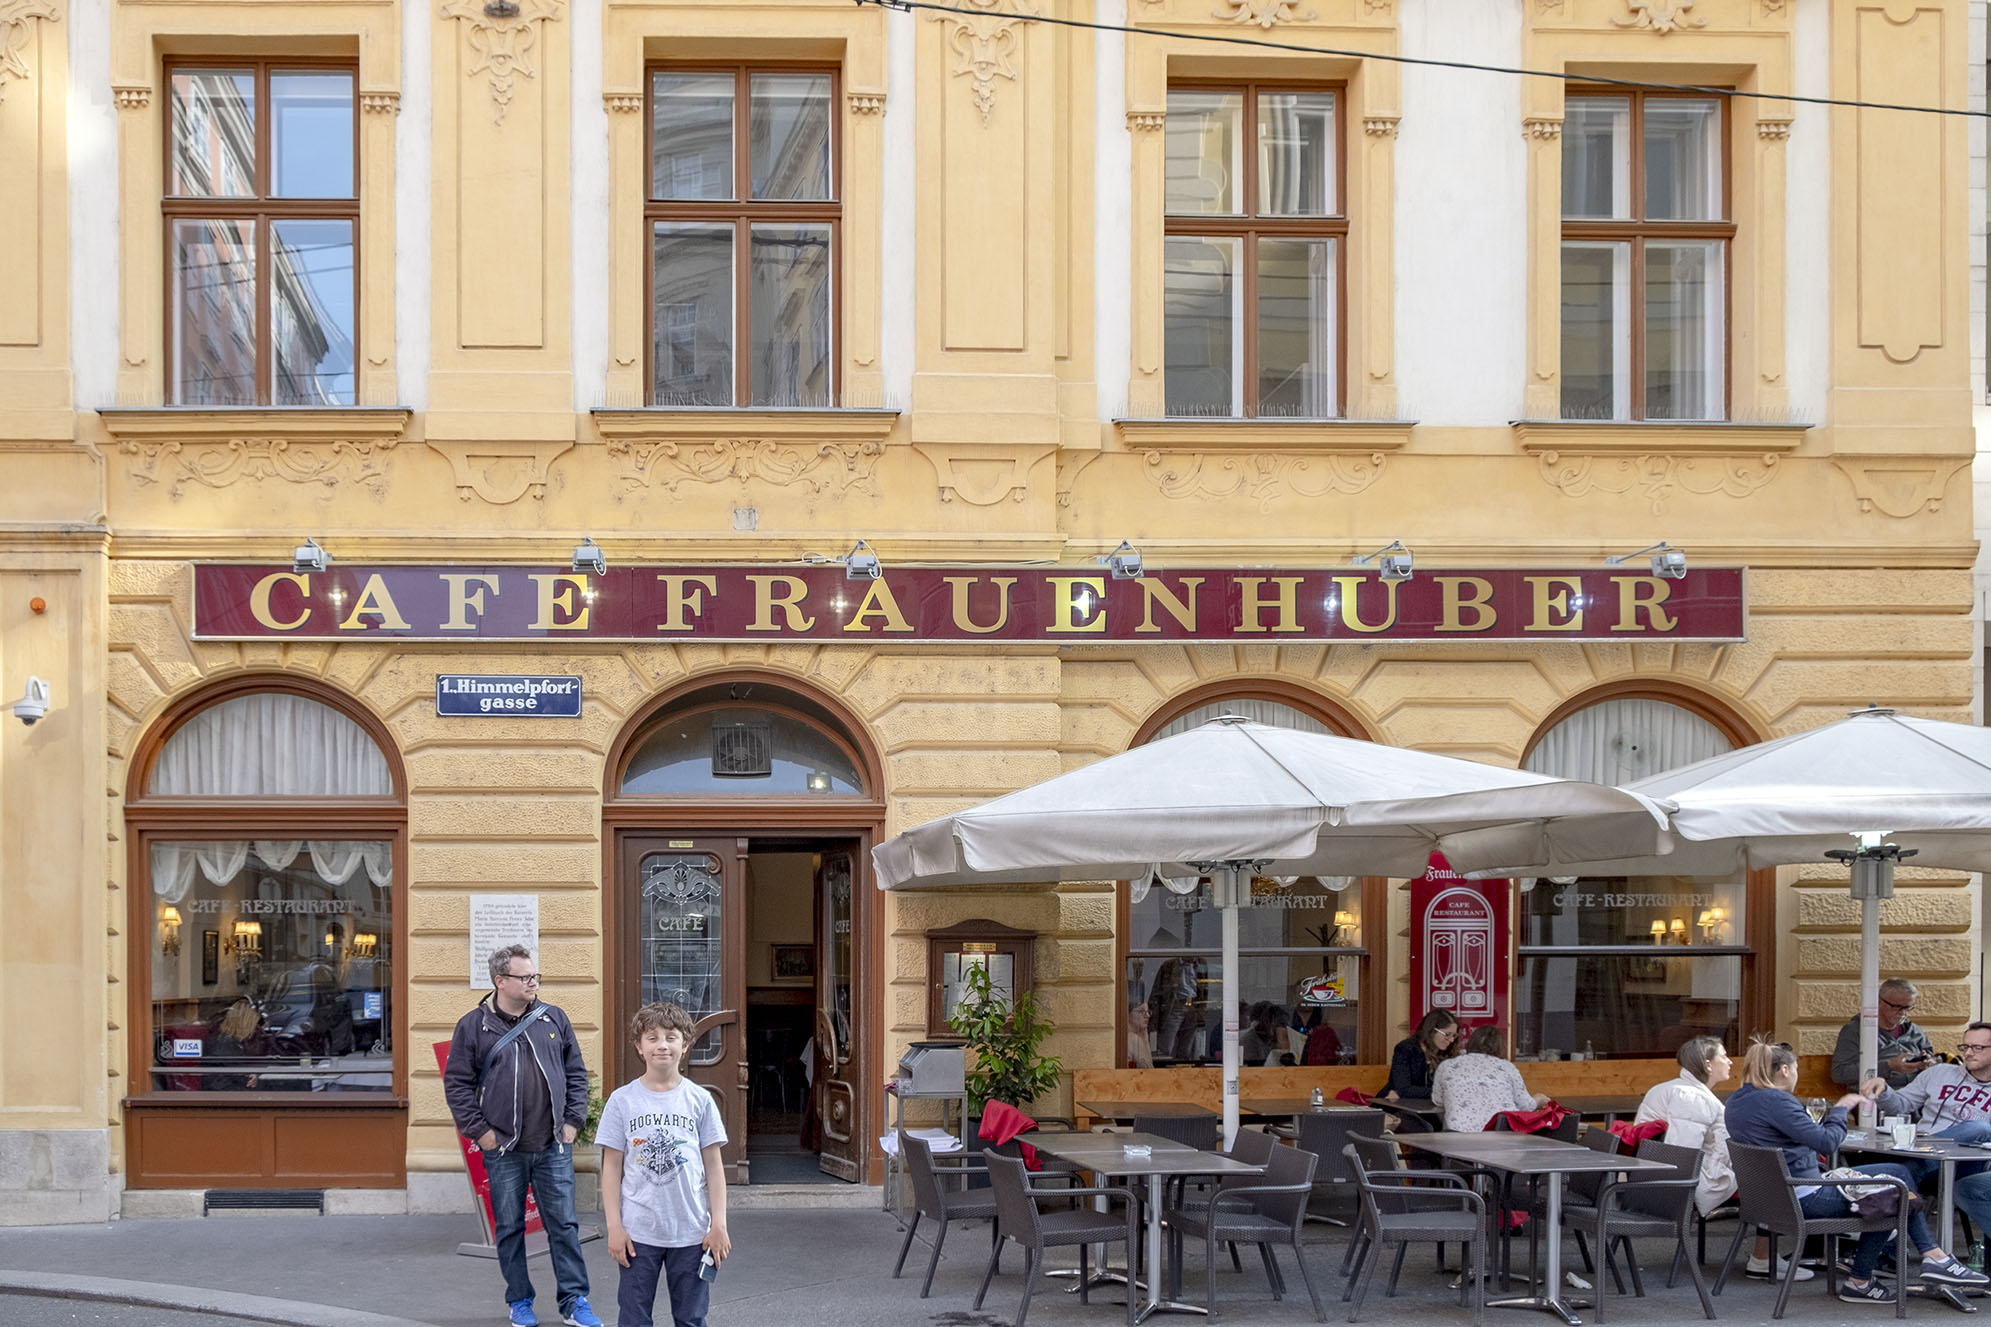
[
  {"xmin": 1431, "ymin": 1025, "xmax": 1547, "ymax": 1133},
  {"xmin": 1726, "ymin": 1037, "xmax": 1987, "ymax": 1302},
  {"xmin": 1381, "ymin": 1009, "xmax": 1459, "ymax": 1102},
  {"xmin": 1863, "ymin": 1022, "xmax": 1991, "ymax": 1266}
]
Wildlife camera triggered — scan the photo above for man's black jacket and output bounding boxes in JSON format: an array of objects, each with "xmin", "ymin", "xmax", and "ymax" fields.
[{"xmin": 442, "ymin": 993, "xmax": 588, "ymax": 1152}]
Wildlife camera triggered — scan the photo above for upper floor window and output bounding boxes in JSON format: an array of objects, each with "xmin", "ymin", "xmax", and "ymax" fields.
[
  {"xmin": 165, "ymin": 63, "xmax": 357, "ymax": 407},
  {"xmin": 1163, "ymin": 84, "xmax": 1344, "ymax": 420},
  {"xmin": 648, "ymin": 67, "xmax": 839, "ymax": 408},
  {"xmin": 1560, "ymin": 92, "xmax": 1732, "ymax": 421}
]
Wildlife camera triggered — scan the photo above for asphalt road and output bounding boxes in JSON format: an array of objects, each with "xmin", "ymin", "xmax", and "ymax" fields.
[{"xmin": 0, "ymin": 1296, "xmax": 271, "ymax": 1326}]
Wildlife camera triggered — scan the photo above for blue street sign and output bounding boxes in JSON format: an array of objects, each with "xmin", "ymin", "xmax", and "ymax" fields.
[{"xmin": 435, "ymin": 675, "xmax": 582, "ymax": 717}]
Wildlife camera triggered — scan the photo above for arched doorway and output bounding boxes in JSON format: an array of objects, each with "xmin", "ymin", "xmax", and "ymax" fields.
[
  {"xmin": 603, "ymin": 675, "xmax": 885, "ymax": 1185},
  {"xmin": 123, "ymin": 676, "xmax": 407, "ymax": 1189}
]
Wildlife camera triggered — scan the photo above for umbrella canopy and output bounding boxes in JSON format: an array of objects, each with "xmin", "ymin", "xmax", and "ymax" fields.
[
  {"xmin": 873, "ymin": 716, "xmax": 1667, "ymax": 1145},
  {"xmin": 1456, "ymin": 706, "xmax": 1991, "ymax": 1120},
  {"xmin": 875, "ymin": 717, "xmax": 1668, "ymax": 890}
]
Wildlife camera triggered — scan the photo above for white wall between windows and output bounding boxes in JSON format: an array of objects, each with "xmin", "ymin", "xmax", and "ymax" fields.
[{"xmin": 68, "ymin": 0, "xmax": 117, "ymax": 410}]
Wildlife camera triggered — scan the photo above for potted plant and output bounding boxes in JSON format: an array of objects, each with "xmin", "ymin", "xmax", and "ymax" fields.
[{"xmin": 952, "ymin": 961, "xmax": 1063, "ymax": 1115}]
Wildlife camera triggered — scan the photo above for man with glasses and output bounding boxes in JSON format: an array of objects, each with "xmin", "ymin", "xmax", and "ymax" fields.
[
  {"xmin": 1865, "ymin": 1024, "xmax": 1991, "ymax": 1268},
  {"xmin": 444, "ymin": 944, "xmax": 602, "ymax": 1327},
  {"xmin": 1834, "ymin": 977, "xmax": 1936, "ymax": 1090}
]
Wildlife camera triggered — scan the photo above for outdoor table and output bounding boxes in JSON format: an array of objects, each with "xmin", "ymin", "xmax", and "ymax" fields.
[
  {"xmin": 1241, "ymin": 1097, "xmax": 1371, "ymax": 1117},
  {"xmin": 1395, "ymin": 1130, "xmax": 1673, "ymax": 1325},
  {"xmin": 1549, "ymin": 1095, "xmax": 1647, "ymax": 1123},
  {"xmin": 1078, "ymin": 1100, "xmax": 1218, "ymax": 1121},
  {"xmin": 1034, "ymin": 1131, "xmax": 1264, "ymax": 1322},
  {"xmin": 1838, "ymin": 1128, "xmax": 1990, "ymax": 1313}
]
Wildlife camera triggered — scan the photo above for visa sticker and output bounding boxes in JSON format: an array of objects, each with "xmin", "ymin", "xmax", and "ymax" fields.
[{"xmin": 171, "ymin": 1038, "xmax": 203, "ymax": 1059}]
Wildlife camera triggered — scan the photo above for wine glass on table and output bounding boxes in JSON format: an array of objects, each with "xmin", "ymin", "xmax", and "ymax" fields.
[{"xmin": 1806, "ymin": 1097, "xmax": 1829, "ymax": 1123}]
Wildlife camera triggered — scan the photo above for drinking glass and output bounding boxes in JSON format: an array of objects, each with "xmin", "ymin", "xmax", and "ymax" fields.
[{"xmin": 1806, "ymin": 1097, "xmax": 1829, "ymax": 1123}]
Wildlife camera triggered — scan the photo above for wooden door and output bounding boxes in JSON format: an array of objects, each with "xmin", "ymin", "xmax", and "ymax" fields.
[
  {"xmin": 622, "ymin": 835, "xmax": 747, "ymax": 1180},
  {"xmin": 814, "ymin": 846, "xmax": 862, "ymax": 1180}
]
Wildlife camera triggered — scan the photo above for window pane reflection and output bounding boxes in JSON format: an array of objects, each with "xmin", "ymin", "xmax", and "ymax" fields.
[
  {"xmin": 1165, "ymin": 91, "xmax": 1243, "ymax": 215},
  {"xmin": 1127, "ymin": 954, "xmax": 1363, "ymax": 1067},
  {"xmin": 750, "ymin": 74, "xmax": 833, "ymax": 201},
  {"xmin": 172, "ymin": 218, "xmax": 258, "ymax": 407},
  {"xmin": 1515, "ymin": 953, "xmax": 1740, "ymax": 1061},
  {"xmin": 1256, "ymin": 236, "xmax": 1336, "ymax": 417},
  {"xmin": 271, "ymin": 73, "xmax": 354, "ymax": 199},
  {"xmin": 1562, "ymin": 97, "xmax": 1629, "ymax": 220},
  {"xmin": 620, "ymin": 707, "xmax": 863, "ymax": 796},
  {"xmin": 640, "ymin": 854, "xmax": 725, "ymax": 1065},
  {"xmin": 271, "ymin": 219, "xmax": 355, "ymax": 406},
  {"xmin": 652, "ymin": 223, "xmax": 735, "ymax": 406},
  {"xmin": 1644, "ymin": 240, "xmax": 1724, "ymax": 420},
  {"xmin": 170, "ymin": 70, "xmax": 257, "ymax": 197},
  {"xmin": 749, "ymin": 223, "xmax": 833, "ymax": 407},
  {"xmin": 651, "ymin": 73, "xmax": 735, "ymax": 200},
  {"xmin": 1164, "ymin": 235, "xmax": 1239, "ymax": 416},
  {"xmin": 1560, "ymin": 241, "xmax": 1629, "ymax": 421},
  {"xmin": 1256, "ymin": 92, "xmax": 1335, "ymax": 216},
  {"xmin": 1644, "ymin": 98, "xmax": 1722, "ymax": 221}
]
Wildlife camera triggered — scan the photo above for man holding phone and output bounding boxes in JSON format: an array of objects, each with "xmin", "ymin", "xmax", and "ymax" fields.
[{"xmin": 1834, "ymin": 977, "xmax": 1937, "ymax": 1090}]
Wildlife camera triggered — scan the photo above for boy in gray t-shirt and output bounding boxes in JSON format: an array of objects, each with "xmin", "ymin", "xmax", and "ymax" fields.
[{"xmin": 595, "ymin": 1002, "xmax": 730, "ymax": 1327}]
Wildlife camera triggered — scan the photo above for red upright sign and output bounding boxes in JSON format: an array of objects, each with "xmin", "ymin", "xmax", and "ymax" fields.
[
  {"xmin": 1408, "ymin": 854, "xmax": 1512, "ymax": 1034},
  {"xmin": 433, "ymin": 1041, "xmax": 543, "ymax": 1245},
  {"xmin": 191, "ymin": 563, "xmax": 1748, "ymax": 643}
]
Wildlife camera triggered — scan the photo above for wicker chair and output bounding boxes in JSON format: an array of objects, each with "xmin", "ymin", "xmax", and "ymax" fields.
[
  {"xmin": 973, "ymin": 1151, "xmax": 1141, "ymax": 1327},
  {"xmin": 1293, "ymin": 1108, "xmax": 1386, "ymax": 1226},
  {"xmin": 1165, "ymin": 1138, "xmax": 1325, "ymax": 1321},
  {"xmin": 893, "ymin": 1133, "xmax": 998, "ymax": 1298},
  {"xmin": 1567, "ymin": 1139, "xmax": 1715, "ymax": 1322},
  {"xmin": 1711, "ymin": 1140, "xmax": 1912, "ymax": 1320},
  {"xmin": 1343, "ymin": 1137, "xmax": 1487, "ymax": 1326}
]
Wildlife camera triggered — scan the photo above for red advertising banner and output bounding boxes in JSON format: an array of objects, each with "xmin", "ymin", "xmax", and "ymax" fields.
[
  {"xmin": 432, "ymin": 1041, "xmax": 543, "ymax": 1246},
  {"xmin": 1407, "ymin": 853, "xmax": 1512, "ymax": 1035},
  {"xmin": 192, "ymin": 563, "xmax": 1746, "ymax": 643}
]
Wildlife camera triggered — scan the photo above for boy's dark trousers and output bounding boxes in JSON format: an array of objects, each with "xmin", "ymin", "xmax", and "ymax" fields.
[{"xmin": 618, "ymin": 1239, "xmax": 711, "ymax": 1327}]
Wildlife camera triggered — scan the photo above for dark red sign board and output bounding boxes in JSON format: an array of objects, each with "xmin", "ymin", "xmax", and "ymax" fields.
[
  {"xmin": 432, "ymin": 1041, "xmax": 543, "ymax": 1245},
  {"xmin": 1407, "ymin": 853, "xmax": 1512, "ymax": 1035},
  {"xmin": 193, "ymin": 564, "xmax": 1746, "ymax": 643}
]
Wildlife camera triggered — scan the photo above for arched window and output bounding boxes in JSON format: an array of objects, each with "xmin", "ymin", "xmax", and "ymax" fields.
[
  {"xmin": 129, "ymin": 685, "xmax": 403, "ymax": 1111},
  {"xmin": 1517, "ymin": 693, "xmax": 1752, "ymax": 1061},
  {"xmin": 1125, "ymin": 686, "xmax": 1379, "ymax": 1068}
]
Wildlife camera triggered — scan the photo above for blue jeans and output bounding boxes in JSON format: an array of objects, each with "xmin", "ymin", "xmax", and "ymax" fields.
[
  {"xmin": 1800, "ymin": 1162, "xmax": 1937, "ymax": 1280},
  {"xmin": 484, "ymin": 1144, "xmax": 590, "ymax": 1314},
  {"xmin": 617, "ymin": 1240, "xmax": 710, "ymax": 1327}
]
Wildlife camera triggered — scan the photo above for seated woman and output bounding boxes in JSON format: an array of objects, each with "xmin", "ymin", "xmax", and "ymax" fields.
[
  {"xmin": 1431, "ymin": 1025, "xmax": 1547, "ymax": 1133},
  {"xmin": 1725, "ymin": 1038, "xmax": 1988, "ymax": 1302},
  {"xmin": 1381, "ymin": 1009, "xmax": 1459, "ymax": 1102},
  {"xmin": 1635, "ymin": 1035, "xmax": 1738, "ymax": 1217}
]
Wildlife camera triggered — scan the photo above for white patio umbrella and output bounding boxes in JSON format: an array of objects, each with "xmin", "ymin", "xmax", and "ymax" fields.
[
  {"xmin": 874, "ymin": 716, "xmax": 1667, "ymax": 1145},
  {"xmin": 1452, "ymin": 706, "xmax": 1991, "ymax": 1116}
]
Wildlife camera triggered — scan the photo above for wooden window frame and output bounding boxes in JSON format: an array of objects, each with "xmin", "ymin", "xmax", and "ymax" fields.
[
  {"xmin": 1163, "ymin": 80, "xmax": 1349, "ymax": 421},
  {"xmin": 644, "ymin": 63, "xmax": 843, "ymax": 408},
  {"xmin": 161, "ymin": 60, "xmax": 361, "ymax": 408},
  {"xmin": 1559, "ymin": 87, "xmax": 1736, "ymax": 422}
]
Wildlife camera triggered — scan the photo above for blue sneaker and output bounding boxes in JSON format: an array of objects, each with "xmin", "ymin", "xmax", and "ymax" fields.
[
  {"xmin": 508, "ymin": 1300, "xmax": 538, "ymax": 1327},
  {"xmin": 561, "ymin": 1297, "xmax": 603, "ymax": 1327}
]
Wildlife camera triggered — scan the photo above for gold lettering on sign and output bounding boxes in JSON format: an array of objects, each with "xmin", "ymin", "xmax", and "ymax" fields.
[
  {"xmin": 1134, "ymin": 578, "xmax": 1205, "ymax": 634},
  {"xmin": 440, "ymin": 574, "xmax": 501, "ymax": 631},
  {"xmin": 1045, "ymin": 577, "xmax": 1107, "ymax": 633},
  {"xmin": 1329, "ymin": 576, "xmax": 1398, "ymax": 634},
  {"xmin": 1236, "ymin": 578, "xmax": 1305, "ymax": 633},
  {"xmin": 747, "ymin": 576, "xmax": 816, "ymax": 633},
  {"xmin": 655, "ymin": 575, "xmax": 719, "ymax": 632},
  {"xmin": 1435, "ymin": 577, "xmax": 1496, "ymax": 633},
  {"xmin": 250, "ymin": 572, "xmax": 311, "ymax": 631},
  {"xmin": 843, "ymin": 579, "xmax": 915, "ymax": 633},
  {"xmin": 527, "ymin": 573, "xmax": 591, "ymax": 631},
  {"xmin": 340, "ymin": 575, "xmax": 413, "ymax": 631},
  {"xmin": 1612, "ymin": 577, "xmax": 1678, "ymax": 633},
  {"xmin": 945, "ymin": 576, "xmax": 1017, "ymax": 634},
  {"xmin": 1526, "ymin": 576, "xmax": 1584, "ymax": 632}
]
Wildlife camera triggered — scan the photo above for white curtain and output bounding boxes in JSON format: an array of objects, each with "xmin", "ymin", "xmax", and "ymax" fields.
[
  {"xmin": 150, "ymin": 843, "xmax": 199, "ymax": 903},
  {"xmin": 253, "ymin": 841, "xmax": 302, "ymax": 870},
  {"xmin": 1155, "ymin": 698, "xmax": 1335, "ymax": 741},
  {"xmin": 150, "ymin": 693, "xmax": 392, "ymax": 796},
  {"xmin": 150, "ymin": 839, "xmax": 391, "ymax": 897},
  {"xmin": 1524, "ymin": 697, "xmax": 1731, "ymax": 785},
  {"xmin": 310, "ymin": 840, "xmax": 393, "ymax": 890}
]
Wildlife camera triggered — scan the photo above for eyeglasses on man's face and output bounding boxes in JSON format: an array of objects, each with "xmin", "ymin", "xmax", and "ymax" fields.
[
  {"xmin": 1881, "ymin": 996, "xmax": 1915, "ymax": 1013},
  {"xmin": 502, "ymin": 972, "xmax": 541, "ymax": 985},
  {"xmin": 1958, "ymin": 1042, "xmax": 1991, "ymax": 1055}
]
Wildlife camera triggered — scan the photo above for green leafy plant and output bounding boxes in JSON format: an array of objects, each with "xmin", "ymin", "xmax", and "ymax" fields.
[
  {"xmin": 953, "ymin": 962, "xmax": 1063, "ymax": 1113},
  {"xmin": 583, "ymin": 1070, "xmax": 605, "ymax": 1143}
]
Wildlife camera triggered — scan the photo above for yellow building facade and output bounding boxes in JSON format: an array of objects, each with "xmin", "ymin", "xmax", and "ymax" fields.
[{"xmin": 0, "ymin": 0, "xmax": 1981, "ymax": 1220}]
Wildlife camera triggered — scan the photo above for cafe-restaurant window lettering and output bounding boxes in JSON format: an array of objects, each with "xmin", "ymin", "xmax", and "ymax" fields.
[{"xmin": 132, "ymin": 687, "xmax": 403, "ymax": 1097}]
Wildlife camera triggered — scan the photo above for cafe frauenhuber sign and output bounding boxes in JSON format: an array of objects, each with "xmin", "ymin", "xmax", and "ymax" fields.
[{"xmin": 191, "ymin": 564, "xmax": 1746, "ymax": 643}]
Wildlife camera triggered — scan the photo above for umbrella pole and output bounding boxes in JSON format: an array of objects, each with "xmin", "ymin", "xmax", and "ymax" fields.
[
  {"xmin": 1222, "ymin": 898, "xmax": 1240, "ymax": 1150},
  {"xmin": 1860, "ymin": 891, "xmax": 1880, "ymax": 1128}
]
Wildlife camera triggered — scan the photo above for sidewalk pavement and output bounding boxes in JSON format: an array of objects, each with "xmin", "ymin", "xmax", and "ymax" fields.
[{"xmin": 0, "ymin": 1203, "xmax": 1952, "ymax": 1327}]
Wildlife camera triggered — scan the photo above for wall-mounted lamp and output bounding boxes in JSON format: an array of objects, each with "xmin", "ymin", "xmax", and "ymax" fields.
[
  {"xmin": 228, "ymin": 918, "xmax": 262, "ymax": 983},
  {"xmin": 351, "ymin": 931, "xmax": 379, "ymax": 958},
  {"xmin": 292, "ymin": 538, "xmax": 330, "ymax": 575},
  {"xmin": 1669, "ymin": 918, "xmax": 1687, "ymax": 942},
  {"xmin": 571, "ymin": 537, "xmax": 606, "ymax": 577},
  {"xmin": 1698, "ymin": 908, "xmax": 1727, "ymax": 941},
  {"xmin": 1097, "ymin": 540, "xmax": 1144, "ymax": 580},
  {"xmin": 1352, "ymin": 540, "xmax": 1414, "ymax": 583},
  {"xmin": 841, "ymin": 539, "xmax": 882, "ymax": 581},
  {"xmin": 1605, "ymin": 541, "xmax": 1687, "ymax": 580},
  {"xmin": 1650, "ymin": 919, "xmax": 1667, "ymax": 944},
  {"xmin": 1332, "ymin": 909, "xmax": 1358, "ymax": 945},
  {"xmin": 160, "ymin": 905, "xmax": 182, "ymax": 957}
]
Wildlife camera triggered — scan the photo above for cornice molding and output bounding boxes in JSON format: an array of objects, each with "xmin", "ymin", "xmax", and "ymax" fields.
[{"xmin": 1512, "ymin": 421, "xmax": 1809, "ymax": 456}]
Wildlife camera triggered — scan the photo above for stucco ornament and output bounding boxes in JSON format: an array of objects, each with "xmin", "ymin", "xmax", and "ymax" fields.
[
  {"xmin": 935, "ymin": 0, "xmax": 1033, "ymax": 125},
  {"xmin": 120, "ymin": 437, "xmax": 399, "ymax": 499},
  {"xmin": 607, "ymin": 436, "xmax": 884, "ymax": 497},
  {"xmin": 1535, "ymin": 451, "xmax": 1778, "ymax": 515},
  {"xmin": 1613, "ymin": 0, "xmax": 1705, "ymax": 32},
  {"xmin": 1212, "ymin": 0, "xmax": 1316, "ymax": 27},
  {"xmin": 1142, "ymin": 450, "xmax": 1387, "ymax": 511},
  {"xmin": 440, "ymin": 0, "xmax": 562, "ymax": 125},
  {"xmin": 0, "ymin": 0, "xmax": 58, "ymax": 105}
]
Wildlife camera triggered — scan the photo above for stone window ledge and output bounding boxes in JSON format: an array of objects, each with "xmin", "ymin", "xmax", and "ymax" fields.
[
  {"xmin": 1113, "ymin": 418, "xmax": 1415, "ymax": 452},
  {"xmin": 591, "ymin": 408, "xmax": 900, "ymax": 445},
  {"xmin": 1512, "ymin": 420, "xmax": 1810, "ymax": 456},
  {"xmin": 99, "ymin": 408, "xmax": 412, "ymax": 446}
]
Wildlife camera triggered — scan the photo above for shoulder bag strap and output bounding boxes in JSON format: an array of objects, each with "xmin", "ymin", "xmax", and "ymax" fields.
[{"xmin": 480, "ymin": 1004, "xmax": 551, "ymax": 1082}]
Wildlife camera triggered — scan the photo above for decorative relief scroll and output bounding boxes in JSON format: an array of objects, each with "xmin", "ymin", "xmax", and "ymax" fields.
[
  {"xmin": 913, "ymin": 443, "xmax": 1055, "ymax": 505},
  {"xmin": 934, "ymin": 0, "xmax": 1033, "ymax": 125},
  {"xmin": 1535, "ymin": 451, "xmax": 1780, "ymax": 514},
  {"xmin": 607, "ymin": 436, "xmax": 885, "ymax": 497},
  {"xmin": 1613, "ymin": 0, "xmax": 1705, "ymax": 32},
  {"xmin": 1832, "ymin": 458, "xmax": 1971, "ymax": 520},
  {"xmin": 426, "ymin": 438, "xmax": 573, "ymax": 504},
  {"xmin": 0, "ymin": 0, "xmax": 57, "ymax": 105},
  {"xmin": 1211, "ymin": 0, "xmax": 1316, "ymax": 27},
  {"xmin": 440, "ymin": 0, "xmax": 561, "ymax": 125},
  {"xmin": 121, "ymin": 436, "xmax": 401, "ymax": 498},
  {"xmin": 1141, "ymin": 450, "xmax": 1388, "ymax": 510}
]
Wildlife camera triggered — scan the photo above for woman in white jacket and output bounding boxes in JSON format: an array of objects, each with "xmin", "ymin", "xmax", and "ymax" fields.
[{"xmin": 1633, "ymin": 1035, "xmax": 1735, "ymax": 1217}]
